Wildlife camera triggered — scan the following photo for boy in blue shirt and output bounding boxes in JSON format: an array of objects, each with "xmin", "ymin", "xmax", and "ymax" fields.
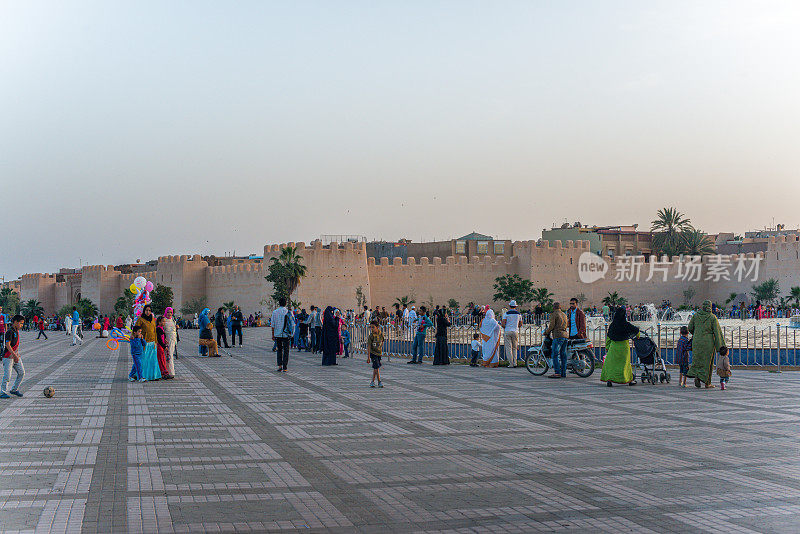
[{"xmin": 128, "ymin": 326, "xmax": 146, "ymax": 382}]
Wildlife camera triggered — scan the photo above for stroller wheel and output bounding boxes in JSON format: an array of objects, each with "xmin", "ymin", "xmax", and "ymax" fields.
[
  {"xmin": 607, "ymin": 381, "xmax": 613, "ymax": 387},
  {"xmin": 665, "ymin": 373, "xmax": 671, "ymax": 383}
]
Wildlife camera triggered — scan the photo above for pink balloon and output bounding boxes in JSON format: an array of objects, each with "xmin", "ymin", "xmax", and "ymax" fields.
[
  {"xmin": 134, "ymin": 309, "xmax": 142, "ymax": 316},
  {"xmin": 144, "ymin": 281, "xmax": 154, "ymax": 292}
]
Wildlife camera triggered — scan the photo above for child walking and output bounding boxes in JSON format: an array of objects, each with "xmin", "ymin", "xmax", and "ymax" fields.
[
  {"xmin": 676, "ymin": 326, "xmax": 692, "ymax": 388},
  {"xmin": 717, "ymin": 346, "xmax": 731, "ymax": 390},
  {"xmin": 129, "ymin": 326, "xmax": 146, "ymax": 382},
  {"xmin": 341, "ymin": 326, "xmax": 350, "ymax": 358},
  {"xmin": 36, "ymin": 319, "xmax": 48, "ymax": 340},
  {"xmin": 470, "ymin": 333, "xmax": 481, "ymax": 367},
  {"xmin": 367, "ymin": 321, "xmax": 385, "ymax": 388}
]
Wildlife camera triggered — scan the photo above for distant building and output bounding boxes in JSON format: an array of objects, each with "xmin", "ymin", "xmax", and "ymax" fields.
[
  {"xmin": 542, "ymin": 223, "xmax": 653, "ymax": 258},
  {"xmin": 744, "ymin": 225, "xmax": 800, "ymax": 239},
  {"xmin": 366, "ymin": 231, "xmax": 513, "ymax": 263}
]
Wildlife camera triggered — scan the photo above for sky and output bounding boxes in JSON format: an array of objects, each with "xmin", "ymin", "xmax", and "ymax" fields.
[{"xmin": 2, "ymin": 0, "xmax": 800, "ymax": 280}]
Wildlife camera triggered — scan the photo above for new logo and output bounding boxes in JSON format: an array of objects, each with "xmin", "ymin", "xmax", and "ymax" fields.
[{"xmin": 578, "ymin": 252, "xmax": 608, "ymax": 284}]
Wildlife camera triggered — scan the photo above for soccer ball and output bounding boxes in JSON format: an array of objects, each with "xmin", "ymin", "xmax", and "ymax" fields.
[{"xmin": 43, "ymin": 386, "xmax": 55, "ymax": 398}]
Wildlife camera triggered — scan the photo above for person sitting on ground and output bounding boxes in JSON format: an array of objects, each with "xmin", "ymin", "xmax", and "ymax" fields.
[{"xmin": 198, "ymin": 308, "xmax": 219, "ymax": 357}]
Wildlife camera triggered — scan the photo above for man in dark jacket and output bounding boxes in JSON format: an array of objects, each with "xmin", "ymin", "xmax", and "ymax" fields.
[
  {"xmin": 214, "ymin": 308, "xmax": 230, "ymax": 348},
  {"xmin": 230, "ymin": 306, "xmax": 244, "ymax": 347}
]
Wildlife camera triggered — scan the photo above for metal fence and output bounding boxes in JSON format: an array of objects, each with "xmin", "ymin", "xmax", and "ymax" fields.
[{"xmin": 349, "ymin": 321, "xmax": 800, "ymax": 368}]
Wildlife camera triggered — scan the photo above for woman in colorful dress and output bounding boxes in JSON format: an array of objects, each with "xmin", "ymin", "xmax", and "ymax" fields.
[
  {"xmin": 480, "ymin": 306, "xmax": 500, "ymax": 367},
  {"xmin": 135, "ymin": 305, "xmax": 162, "ymax": 380},
  {"xmin": 601, "ymin": 307, "xmax": 639, "ymax": 386},
  {"xmin": 155, "ymin": 316, "xmax": 170, "ymax": 378}
]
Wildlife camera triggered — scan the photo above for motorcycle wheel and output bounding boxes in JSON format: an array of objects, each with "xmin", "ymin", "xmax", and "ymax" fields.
[
  {"xmin": 526, "ymin": 353, "xmax": 549, "ymax": 376},
  {"xmin": 573, "ymin": 349, "xmax": 595, "ymax": 378}
]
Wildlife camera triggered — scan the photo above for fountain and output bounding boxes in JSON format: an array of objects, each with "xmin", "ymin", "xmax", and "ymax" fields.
[{"xmin": 642, "ymin": 303, "xmax": 693, "ymax": 324}]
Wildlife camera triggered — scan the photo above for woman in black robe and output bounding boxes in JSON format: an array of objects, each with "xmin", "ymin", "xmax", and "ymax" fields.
[
  {"xmin": 321, "ymin": 306, "xmax": 338, "ymax": 366},
  {"xmin": 433, "ymin": 308, "xmax": 451, "ymax": 365}
]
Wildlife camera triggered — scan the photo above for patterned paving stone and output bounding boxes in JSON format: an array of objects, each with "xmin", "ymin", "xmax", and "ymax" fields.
[{"xmin": 2, "ymin": 330, "xmax": 800, "ymax": 533}]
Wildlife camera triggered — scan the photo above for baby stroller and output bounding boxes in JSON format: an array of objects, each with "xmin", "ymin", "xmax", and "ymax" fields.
[{"xmin": 633, "ymin": 334, "xmax": 670, "ymax": 384}]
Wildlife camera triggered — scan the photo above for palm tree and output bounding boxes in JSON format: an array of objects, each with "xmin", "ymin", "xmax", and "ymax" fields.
[
  {"xmin": 266, "ymin": 246, "xmax": 307, "ymax": 300},
  {"xmin": 222, "ymin": 301, "xmax": 236, "ymax": 312},
  {"xmin": 651, "ymin": 207, "xmax": 693, "ymax": 257},
  {"xmin": 395, "ymin": 295, "xmax": 415, "ymax": 308},
  {"xmin": 787, "ymin": 286, "xmax": 800, "ymax": 307},
  {"xmin": 532, "ymin": 287, "xmax": 554, "ymax": 308},
  {"xmin": 679, "ymin": 229, "xmax": 715, "ymax": 256},
  {"xmin": 602, "ymin": 291, "xmax": 627, "ymax": 308},
  {"xmin": 725, "ymin": 292, "xmax": 739, "ymax": 305},
  {"xmin": 20, "ymin": 299, "xmax": 44, "ymax": 320}
]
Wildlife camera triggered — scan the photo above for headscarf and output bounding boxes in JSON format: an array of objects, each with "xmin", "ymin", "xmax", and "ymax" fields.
[
  {"xmin": 165, "ymin": 307, "xmax": 173, "ymax": 318},
  {"xmin": 606, "ymin": 306, "xmax": 639, "ymax": 342},
  {"xmin": 479, "ymin": 308, "xmax": 499, "ymax": 338},
  {"xmin": 198, "ymin": 308, "xmax": 211, "ymax": 330}
]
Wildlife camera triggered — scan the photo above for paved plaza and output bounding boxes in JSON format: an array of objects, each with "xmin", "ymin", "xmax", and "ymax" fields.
[{"xmin": 2, "ymin": 329, "xmax": 800, "ymax": 533}]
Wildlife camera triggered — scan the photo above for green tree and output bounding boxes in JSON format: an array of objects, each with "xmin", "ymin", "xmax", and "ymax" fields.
[
  {"xmin": 788, "ymin": 286, "xmax": 800, "ymax": 307},
  {"xmin": 180, "ymin": 296, "xmax": 208, "ymax": 316},
  {"xmin": 20, "ymin": 299, "xmax": 44, "ymax": 321},
  {"xmin": 725, "ymin": 292, "xmax": 739, "ymax": 305},
  {"xmin": 0, "ymin": 287, "xmax": 15, "ymax": 308},
  {"xmin": 395, "ymin": 295, "xmax": 415, "ymax": 308},
  {"xmin": 57, "ymin": 305, "xmax": 73, "ymax": 319},
  {"xmin": 265, "ymin": 246, "xmax": 307, "ymax": 302},
  {"xmin": 752, "ymin": 278, "xmax": 780, "ymax": 304},
  {"xmin": 75, "ymin": 298, "xmax": 98, "ymax": 319},
  {"xmin": 602, "ymin": 291, "xmax": 627, "ymax": 308},
  {"xmin": 492, "ymin": 274, "xmax": 535, "ymax": 305},
  {"xmin": 115, "ymin": 291, "xmax": 135, "ymax": 318},
  {"xmin": 447, "ymin": 298, "xmax": 460, "ymax": 313},
  {"xmin": 222, "ymin": 301, "xmax": 236, "ymax": 313},
  {"xmin": 651, "ymin": 207, "xmax": 693, "ymax": 257},
  {"xmin": 679, "ymin": 229, "xmax": 715, "ymax": 256},
  {"xmin": 0, "ymin": 289, "xmax": 20, "ymax": 315},
  {"xmin": 532, "ymin": 287, "xmax": 554, "ymax": 308},
  {"xmin": 150, "ymin": 284, "xmax": 174, "ymax": 315}
]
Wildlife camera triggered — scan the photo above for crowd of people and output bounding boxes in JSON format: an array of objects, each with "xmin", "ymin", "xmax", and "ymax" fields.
[{"xmin": 0, "ymin": 288, "xmax": 771, "ymax": 400}]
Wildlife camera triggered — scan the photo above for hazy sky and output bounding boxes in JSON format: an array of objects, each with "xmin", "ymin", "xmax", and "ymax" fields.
[{"xmin": 3, "ymin": 1, "xmax": 800, "ymax": 280}]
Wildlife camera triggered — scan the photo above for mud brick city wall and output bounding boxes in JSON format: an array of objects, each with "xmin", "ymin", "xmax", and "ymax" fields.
[{"xmin": 18, "ymin": 235, "xmax": 800, "ymax": 316}]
